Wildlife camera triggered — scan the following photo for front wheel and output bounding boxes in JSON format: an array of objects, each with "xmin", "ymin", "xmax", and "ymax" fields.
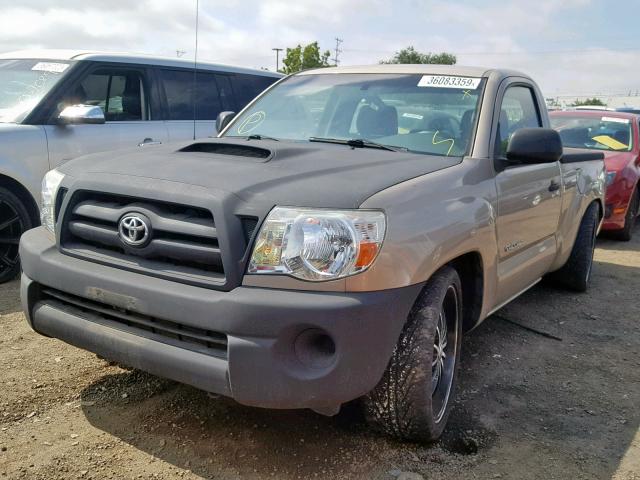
[
  {"xmin": 363, "ymin": 266, "xmax": 463, "ymax": 442},
  {"xmin": 0, "ymin": 187, "xmax": 33, "ymax": 283}
]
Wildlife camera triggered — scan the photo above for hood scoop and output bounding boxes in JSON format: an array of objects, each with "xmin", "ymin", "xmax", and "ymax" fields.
[{"xmin": 179, "ymin": 142, "xmax": 272, "ymax": 161}]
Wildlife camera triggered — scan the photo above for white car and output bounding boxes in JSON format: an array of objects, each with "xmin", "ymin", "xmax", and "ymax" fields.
[{"xmin": 0, "ymin": 50, "xmax": 281, "ymax": 281}]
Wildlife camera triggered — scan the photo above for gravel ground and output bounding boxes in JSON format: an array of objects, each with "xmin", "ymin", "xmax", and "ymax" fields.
[{"xmin": 0, "ymin": 228, "xmax": 639, "ymax": 479}]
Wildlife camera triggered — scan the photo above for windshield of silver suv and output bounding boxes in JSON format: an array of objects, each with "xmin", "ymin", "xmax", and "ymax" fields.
[
  {"xmin": 0, "ymin": 59, "xmax": 73, "ymax": 123},
  {"xmin": 224, "ymin": 73, "xmax": 486, "ymax": 156}
]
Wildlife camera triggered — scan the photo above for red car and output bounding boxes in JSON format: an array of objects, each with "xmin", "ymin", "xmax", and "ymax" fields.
[{"xmin": 551, "ymin": 110, "xmax": 640, "ymax": 240}]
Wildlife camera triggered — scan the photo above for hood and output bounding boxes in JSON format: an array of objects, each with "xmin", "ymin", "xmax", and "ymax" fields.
[
  {"xmin": 601, "ymin": 150, "xmax": 637, "ymax": 172},
  {"xmin": 61, "ymin": 138, "xmax": 462, "ymax": 209}
]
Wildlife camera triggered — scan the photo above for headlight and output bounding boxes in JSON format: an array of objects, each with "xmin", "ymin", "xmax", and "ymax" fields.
[
  {"xmin": 40, "ymin": 169, "xmax": 65, "ymax": 233},
  {"xmin": 248, "ymin": 207, "xmax": 386, "ymax": 281},
  {"xmin": 606, "ymin": 171, "xmax": 617, "ymax": 186}
]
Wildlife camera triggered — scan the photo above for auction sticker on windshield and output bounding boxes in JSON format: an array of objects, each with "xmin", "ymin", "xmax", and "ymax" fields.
[
  {"xmin": 31, "ymin": 62, "xmax": 70, "ymax": 73},
  {"xmin": 601, "ymin": 116, "xmax": 630, "ymax": 124},
  {"xmin": 418, "ymin": 75, "xmax": 481, "ymax": 89}
]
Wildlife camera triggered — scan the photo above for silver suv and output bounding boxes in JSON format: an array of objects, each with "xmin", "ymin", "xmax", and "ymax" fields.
[{"xmin": 0, "ymin": 50, "xmax": 281, "ymax": 282}]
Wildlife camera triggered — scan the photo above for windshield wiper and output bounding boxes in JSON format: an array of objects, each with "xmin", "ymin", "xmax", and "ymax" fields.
[
  {"xmin": 309, "ymin": 137, "xmax": 407, "ymax": 152},
  {"xmin": 244, "ymin": 134, "xmax": 280, "ymax": 141}
]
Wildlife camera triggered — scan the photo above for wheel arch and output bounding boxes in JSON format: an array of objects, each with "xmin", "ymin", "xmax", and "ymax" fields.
[
  {"xmin": 405, "ymin": 250, "xmax": 485, "ymax": 334},
  {"xmin": 0, "ymin": 174, "xmax": 40, "ymax": 226},
  {"xmin": 593, "ymin": 197, "xmax": 604, "ymax": 233},
  {"xmin": 447, "ymin": 251, "xmax": 484, "ymax": 332}
]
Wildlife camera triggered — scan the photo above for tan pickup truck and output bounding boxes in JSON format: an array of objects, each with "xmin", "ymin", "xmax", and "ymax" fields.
[{"xmin": 20, "ymin": 65, "xmax": 605, "ymax": 442}]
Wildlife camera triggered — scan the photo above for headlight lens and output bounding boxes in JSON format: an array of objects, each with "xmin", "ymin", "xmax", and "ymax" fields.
[
  {"xmin": 248, "ymin": 207, "xmax": 386, "ymax": 281},
  {"xmin": 40, "ymin": 169, "xmax": 65, "ymax": 233},
  {"xmin": 606, "ymin": 171, "xmax": 617, "ymax": 186}
]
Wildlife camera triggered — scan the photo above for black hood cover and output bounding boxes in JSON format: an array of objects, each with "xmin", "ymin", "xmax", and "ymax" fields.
[{"xmin": 62, "ymin": 138, "xmax": 462, "ymax": 209}]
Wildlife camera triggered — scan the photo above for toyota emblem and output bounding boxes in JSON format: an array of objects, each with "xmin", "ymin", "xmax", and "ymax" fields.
[{"xmin": 118, "ymin": 214, "xmax": 150, "ymax": 247}]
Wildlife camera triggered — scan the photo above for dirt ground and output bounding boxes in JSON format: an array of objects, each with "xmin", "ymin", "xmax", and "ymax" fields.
[{"xmin": 1, "ymin": 228, "xmax": 639, "ymax": 480}]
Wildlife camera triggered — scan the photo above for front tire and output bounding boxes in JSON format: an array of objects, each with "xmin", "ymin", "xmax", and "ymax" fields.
[
  {"xmin": 363, "ymin": 266, "xmax": 463, "ymax": 442},
  {"xmin": 0, "ymin": 187, "xmax": 33, "ymax": 283}
]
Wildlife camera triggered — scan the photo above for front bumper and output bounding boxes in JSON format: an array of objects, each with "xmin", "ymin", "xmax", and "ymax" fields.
[
  {"xmin": 20, "ymin": 227, "xmax": 421, "ymax": 413},
  {"xmin": 602, "ymin": 184, "xmax": 634, "ymax": 231},
  {"xmin": 602, "ymin": 201, "xmax": 628, "ymax": 230}
]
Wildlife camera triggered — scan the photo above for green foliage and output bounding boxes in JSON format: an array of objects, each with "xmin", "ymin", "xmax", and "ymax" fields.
[
  {"xmin": 572, "ymin": 98, "xmax": 607, "ymax": 107},
  {"xmin": 381, "ymin": 46, "xmax": 457, "ymax": 65},
  {"xmin": 281, "ymin": 42, "xmax": 331, "ymax": 74}
]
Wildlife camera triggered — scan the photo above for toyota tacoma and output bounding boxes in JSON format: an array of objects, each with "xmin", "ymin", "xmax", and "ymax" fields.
[{"xmin": 20, "ymin": 65, "xmax": 605, "ymax": 442}]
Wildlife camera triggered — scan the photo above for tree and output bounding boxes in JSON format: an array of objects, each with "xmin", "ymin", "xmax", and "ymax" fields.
[
  {"xmin": 572, "ymin": 98, "xmax": 606, "ymax": 107},
  {"xmin": 381, "ymin": 46, "xmax": 456, "ymax": 65},
  {"xmin": 281, "ymin": 42, "xmax": 331, "ymax": 74}
]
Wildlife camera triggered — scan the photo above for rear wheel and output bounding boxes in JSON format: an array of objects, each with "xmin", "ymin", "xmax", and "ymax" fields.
[
  {"xmin": 0, "ymin": 187, "xmax": 33, "ymax": 283},
  {"xmin": 549, "ymin": 203, "xmax": 599, "ymax": 292},
  {"xmin": 363, "ymin": 266, "xmax": 462, "ymax": 442},
  {"xmin": 613, "ymin": 187, "xmax": 639, "ymax": 241}
]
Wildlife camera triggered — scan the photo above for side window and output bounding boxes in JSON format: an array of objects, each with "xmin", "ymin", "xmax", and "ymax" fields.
[
  {"xmin": 159, "ymin": 70, "xmax": 193, "ymax": 120},
  {"xmin": 194, "ymin": 73, "xmax": 222, "ymax": 120},
  {"xmin": 497, "ymin": 85, "xmax": 541, "ymax": 156},
  {"xmin": 64, "ymin": 69, "xmax": 147, "ymax": 122},
  {"xmin": 214, "ymin": 74, "xmax": 236, "ymax": 111},
  {"xmin": 159, "ymin": 69, "xmax": 223, "ymax": 121},
  {"xmin": 233, "ymin": 74, "xmax": 277, "ymax": 110}
]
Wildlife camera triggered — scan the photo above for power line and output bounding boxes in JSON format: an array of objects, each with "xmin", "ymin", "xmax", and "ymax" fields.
[{"xmin": 332, "ymin": 37, "xmax": 343, "ymax": 66}]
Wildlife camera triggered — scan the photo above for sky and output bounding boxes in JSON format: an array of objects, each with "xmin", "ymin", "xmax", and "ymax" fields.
[{"xmin": 1, "ymin": 0, "xmax": 639, "ymax": 99}]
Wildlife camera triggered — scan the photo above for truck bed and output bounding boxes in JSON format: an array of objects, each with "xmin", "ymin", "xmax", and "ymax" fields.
[{"xmin": 561, "ymin": 148, "xmax": 605, "ymax": 164}]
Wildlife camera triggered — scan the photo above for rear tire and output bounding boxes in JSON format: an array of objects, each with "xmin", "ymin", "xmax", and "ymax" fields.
[
  {"xmin": 363, "ymin": 266, "xmax": 463, "ymax": 443},
  {"xmin": 549, "ymin": 203, "xmax": 599, "ymax": 292},
  {"xmin": 612, "ymin": 187, "xmax": 639, "ymax": 242},
  {"xmin": 0, "ymin": 187, "xmax": 33, "ymax": 283}
]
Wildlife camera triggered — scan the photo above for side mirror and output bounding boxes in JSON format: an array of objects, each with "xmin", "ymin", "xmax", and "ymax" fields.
[
  {"xmin": 57, "ymin": 104, "xmax": 105, "ymax": 125},
  {"xmin": 216, "ymin": 111, "xmax": 236, "ymax": 134},
  {"xmin": 506, "ymin": 128, "xmax": 563, "ymax": 164}
]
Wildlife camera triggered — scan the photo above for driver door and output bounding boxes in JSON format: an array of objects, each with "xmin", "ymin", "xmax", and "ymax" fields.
[
  {"xmin": 44, "ymin": 64, "xmax": 168, "ymax": 168},
  {"xmin": 494, "ymin": 82, "xmax": 563, "ymax": 305}
]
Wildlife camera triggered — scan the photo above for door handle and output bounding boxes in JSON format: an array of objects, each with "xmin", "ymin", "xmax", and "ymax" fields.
[
  {"xmin": 548, "ymin": 180, "xmax": 561, "ymax": 192},
  {"xmin": 138, "ymin": 138, "xmax": 162, "ymax": 147}
]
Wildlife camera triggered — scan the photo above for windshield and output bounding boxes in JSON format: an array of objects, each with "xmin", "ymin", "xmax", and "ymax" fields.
[
  {"xmin": 551, "ymin": 115, "xmax": 633, "ymax": 152},
  {"xmin": 0, "ymin": 59, "xmax": 73, "ymax": 123},
  {"xmin": 224, "ymin": 73, "xmax": 486, "ymax": 156}
]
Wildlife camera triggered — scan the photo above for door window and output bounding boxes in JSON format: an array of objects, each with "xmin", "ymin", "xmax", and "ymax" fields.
[
  {"xmin": 215, "ymin": 74, "xmax": 236, "ymax": 111},
  {"xmin": 159, "ymin": 69, "xmax": 223, "ymax": 120},
  {"xmin": 63, "ymin": 69, "xmax": 147, "ymax": 122},
  {"xmin": 232, "ymin": 74, "xmax": 277, "ymax": 109},
  {"xmin": 497, "ymin": 86, "xmax": 541, "ymax": 156}
]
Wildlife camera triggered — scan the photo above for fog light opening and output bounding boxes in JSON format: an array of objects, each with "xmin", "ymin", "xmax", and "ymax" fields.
[{"xmin": 294, "ymin": 329, "xmax": 337, "ymax": 369}]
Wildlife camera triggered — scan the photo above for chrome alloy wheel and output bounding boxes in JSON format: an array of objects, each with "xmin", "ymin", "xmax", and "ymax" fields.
[{"xmin": 431, "ymin": 285, "xmax": 459, "ymax": 423}]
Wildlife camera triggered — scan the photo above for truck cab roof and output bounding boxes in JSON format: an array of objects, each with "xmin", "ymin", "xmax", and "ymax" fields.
[{"xmin": 300, "ymin": 64, "xmax": 530, "ymax": 82}]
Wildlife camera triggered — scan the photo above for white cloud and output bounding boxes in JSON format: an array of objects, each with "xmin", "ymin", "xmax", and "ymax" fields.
[{"xmin": 0, "ymin": 0, "xmax": 638, "ymax": 97}]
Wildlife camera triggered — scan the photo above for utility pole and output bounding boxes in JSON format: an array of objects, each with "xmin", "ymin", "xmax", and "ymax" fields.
[
  {"xmin": 272, "ymin": 48, "xmax": 283, "ymax": 72},
  {"xmin": 332, "ymin": 38, "xmax": 343, "ymax": 66}
]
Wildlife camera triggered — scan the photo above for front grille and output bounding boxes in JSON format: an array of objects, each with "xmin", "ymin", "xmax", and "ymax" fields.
[
  {"xmin": 60, "ymin": 192, "xmax": 225, "ymax": 287},
  {"xmin": 41, "ymin": 287, "xmax": 228, "ymax": 358}
]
